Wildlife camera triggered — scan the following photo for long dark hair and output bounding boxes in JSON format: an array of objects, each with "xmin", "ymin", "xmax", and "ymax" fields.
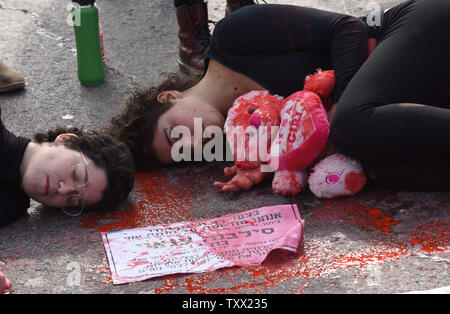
[{"xmin": 103, "ymin": 73, "xmax": 200, "ymax": 170}]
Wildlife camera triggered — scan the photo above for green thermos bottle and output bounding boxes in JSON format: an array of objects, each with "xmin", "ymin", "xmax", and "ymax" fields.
[{"xmin": 72, "ymin": 0, "xmax": 105, "ymax": 85}]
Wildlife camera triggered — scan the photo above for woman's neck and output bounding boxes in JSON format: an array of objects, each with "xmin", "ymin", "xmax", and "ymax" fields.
[
  {"xmin": 19, "ymin": 141, "xmax": 40, "ymax": 186},
  {"xmin": 188, "ymin": 59, "xmax": 265, "ymax": 116}
]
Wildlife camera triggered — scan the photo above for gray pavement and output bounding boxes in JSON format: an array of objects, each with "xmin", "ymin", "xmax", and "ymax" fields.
[{"xmin": 0, "ymin": 0, "xmax": 448, "ymax": 294}]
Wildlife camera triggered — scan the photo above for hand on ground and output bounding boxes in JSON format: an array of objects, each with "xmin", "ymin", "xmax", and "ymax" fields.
[{"xmin": 213, "ymin": 165, "xmax": 269, "ymax": 192}]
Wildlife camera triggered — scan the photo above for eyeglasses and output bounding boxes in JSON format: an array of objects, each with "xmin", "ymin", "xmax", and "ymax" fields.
[{"xmin": 61, "ymin": 150, "xmax": 89, "ymax": 217}]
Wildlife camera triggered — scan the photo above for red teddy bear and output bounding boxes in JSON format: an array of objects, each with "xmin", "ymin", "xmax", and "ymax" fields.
[{"xmin": 215, "ymin": 69, "xmax": 366, "ymax": 198}]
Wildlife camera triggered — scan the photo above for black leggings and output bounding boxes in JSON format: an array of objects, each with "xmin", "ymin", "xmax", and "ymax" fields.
[
  {"xmin": 208, "ymin": 4, "xmax": 367, "ymax": 102},
  {"xmin": 331, "ymin": 0, "xmax": 450, "ymax": 190}
]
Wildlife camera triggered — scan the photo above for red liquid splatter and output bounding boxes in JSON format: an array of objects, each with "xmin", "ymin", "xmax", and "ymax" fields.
[
  {"xmin": 81, "ymin": 171, "xmax": 195, "ymax": 232},
  {"xmin": 80, "ymin": 170, "xmax": 448, "ymax": 293},
  {"xmin": 312, "ymin": 198, "xmax": 401, "ymax": 234},
  {"xmin": 143, "ymin": 198, "xmax": 448, "ymax": 294},
  {"xmin": 410, "ymin": 221, "xmax": 449, "ymax": 253}
]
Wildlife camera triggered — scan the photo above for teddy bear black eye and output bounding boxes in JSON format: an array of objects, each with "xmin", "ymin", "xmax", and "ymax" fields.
[{"xmin": 248, "ymin": 109, "xmax": 255, "ymax": 114}]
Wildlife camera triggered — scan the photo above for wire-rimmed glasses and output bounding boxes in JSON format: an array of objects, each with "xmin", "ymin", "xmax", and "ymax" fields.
[{"xmin": 61, "ymin": 150, "xmax": 89, "ymax": 217}]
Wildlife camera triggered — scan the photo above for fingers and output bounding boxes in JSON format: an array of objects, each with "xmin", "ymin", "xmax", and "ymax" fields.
[
  {"xmin": 213, "ymin": 166, "xmax": 238, "ymax": 189},
  {"xmin": 224, "ymin": 165, "xmax": 237, "ymax": 177},
  {"xmin": 213, "ymin": 181, "xmax": 227, "ymax": 189},
  {"xmin": 221, "ymin": 183, "xmax": 244, "ymax": 192},
  {"xmin": 214, "ymin": 166, "xmax": 269, "ymax": 192},
  {"xmin": 214, "ymin": 175, "xmax": 254, "ymax": 192},
  {"xmin": 230, "ymin": 176, "xmax": 254, "ymax": 190},
  {"xmin": 245, "ymin": 169, "xmax": 268, "ymax": 184},
  {"xmin": 213, "ymin": 180, "xmax": 244, "ymax": 191},
  {"xmin": 213, "ymin": 180, "xmax": 243, "ymax": 192}
]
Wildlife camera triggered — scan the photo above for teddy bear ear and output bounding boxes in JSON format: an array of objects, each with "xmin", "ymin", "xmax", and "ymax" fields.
[{"xmin": 303, "ymin": 69, "xmax": 335, "ymax": 103}]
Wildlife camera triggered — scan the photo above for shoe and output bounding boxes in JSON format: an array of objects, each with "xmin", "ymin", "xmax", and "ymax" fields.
[
  {"xmin": 225, "ymin": 0, "xmax": 256, "ymax": 16},
  {"xmin": 0, "ymin": 61, "xmax": 25, "ymax": 93},
  {"xmin": 176, "ymin": 3, "xmax": 211, "ymax": 76}
]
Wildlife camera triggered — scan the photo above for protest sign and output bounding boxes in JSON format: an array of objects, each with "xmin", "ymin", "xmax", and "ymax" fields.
[{"xmin": 102, "ymin": 204, "xmax": 305, "ymax": 285}]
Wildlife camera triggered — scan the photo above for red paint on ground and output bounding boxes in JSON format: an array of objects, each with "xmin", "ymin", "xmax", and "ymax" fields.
[
  {"xmin": 80, "ymin": 171, "xmax": 195, "ymax": 232},
  {"xmin": 312, "ymin": 198, "xmax": 401, "ymax": 233},
  {"xmin": 410, "ymin": 221, "xmax": 449, "ymax": 253},
  {"xmin": 84, "ymin": 262, "xmax": 113, "ymax": 284},
  {"xmin": 143, "ymin": 198, "xmax": 448, "ymax": 294},
  {"xmin": 79, "ymin": 171, "xmax": 448, "ymax": 293},
  {"xmin": 145, "ymin": 238, "xmax": 411, "ymax": 294}
]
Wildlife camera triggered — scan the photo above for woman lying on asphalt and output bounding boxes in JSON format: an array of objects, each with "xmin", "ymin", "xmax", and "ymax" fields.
[
  {"xmin": 0, "ymin": 109, "xmax": 135, "ymax": 293},
  {"xmin": 107, "ymin": 0, "xmax": 450, "ymax": 192},
  {"xmin": 0, "ymin": 108, "xmax": 135, "ymax": 228}
]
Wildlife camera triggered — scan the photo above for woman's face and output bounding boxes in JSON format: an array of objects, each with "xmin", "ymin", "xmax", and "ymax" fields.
[
  {"xmin": 152, "ymin": 91, "xmax": 225, "ymax": 164},
  {"xmin": 22, "ymin": 139, "xmax": 107, "ymax": 209}
]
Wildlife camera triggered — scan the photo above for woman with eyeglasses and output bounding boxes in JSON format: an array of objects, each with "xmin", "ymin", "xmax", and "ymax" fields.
[
  {"xmin": 0, "ymin": 108, "xmax": 136, "ymax": 228},
  {"xmin": 0, "ymin": 112, "xmax": 135, "ymax": 293}
]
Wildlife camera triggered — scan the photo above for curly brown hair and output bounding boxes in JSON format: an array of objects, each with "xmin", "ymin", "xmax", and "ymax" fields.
[
  {"xmin": 103, "ymin": 73, "xmax": 200, "ymax": 170},
  {"xmin": 33, "ymin": 127, "xmax": 135, "ymax": 213}
]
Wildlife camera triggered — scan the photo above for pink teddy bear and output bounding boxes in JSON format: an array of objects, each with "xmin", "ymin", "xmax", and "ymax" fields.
[{"xmin": 215, "ymin": 69, "xmax": 366, "ymax": 199}]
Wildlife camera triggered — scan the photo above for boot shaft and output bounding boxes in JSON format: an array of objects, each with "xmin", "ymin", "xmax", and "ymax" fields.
[
  {"xmin": 175, "ymin": 0, "xmax": 257, "ymax": 74},
  {"xmin": 176, "ymin": 3, "xmax": 210, "ymax": 74},
  {"xmin": 176, "ymin": 3, "xmax": 210, "ymax": 53}
]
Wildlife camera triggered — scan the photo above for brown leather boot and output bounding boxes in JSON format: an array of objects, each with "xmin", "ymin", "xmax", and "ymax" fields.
[
  {"xmin": 0, "ymin": 61, "xmax": 25, "ymax": 93},
  {"xmin": 176, "ymin": 3, "xmax": 211, "ymax": 76},
  {"xmin": 225, "ymin": 0, "xmax": 256, "ymax": 16}
]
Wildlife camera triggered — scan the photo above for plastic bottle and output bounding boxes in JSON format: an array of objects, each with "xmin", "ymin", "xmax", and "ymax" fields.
[{"xmin": 72, "ymin": 0, "xmax": 105, "ymax": 85}]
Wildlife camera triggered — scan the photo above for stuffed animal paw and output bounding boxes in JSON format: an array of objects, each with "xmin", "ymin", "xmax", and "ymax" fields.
[
  {"xmin": 308, "ymin": 153, "xmax": 366, "ymax": 198},
  {"xmin": 272, "ymin": 169, "xmax": 309, "ymax": 196}
]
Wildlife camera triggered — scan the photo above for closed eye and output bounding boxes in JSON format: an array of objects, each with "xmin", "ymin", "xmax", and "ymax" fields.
[
  {"xmin": 71, "ymin": 164, "xmax": 88, "ymax": 186},
  {"xmin": 71, "ymin": 168, "xmax": 78, "ymax": 182}
]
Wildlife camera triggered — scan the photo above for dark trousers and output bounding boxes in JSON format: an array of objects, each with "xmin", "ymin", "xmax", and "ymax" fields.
[{"xmin": 331, "ymin": 0, "xmax": 450, "ymax": 190}]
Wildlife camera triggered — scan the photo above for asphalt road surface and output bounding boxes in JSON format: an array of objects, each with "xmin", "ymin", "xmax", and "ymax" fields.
[{"xmin": 0, "ymin": 0, "xmax": 448, "ymax": 294}]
